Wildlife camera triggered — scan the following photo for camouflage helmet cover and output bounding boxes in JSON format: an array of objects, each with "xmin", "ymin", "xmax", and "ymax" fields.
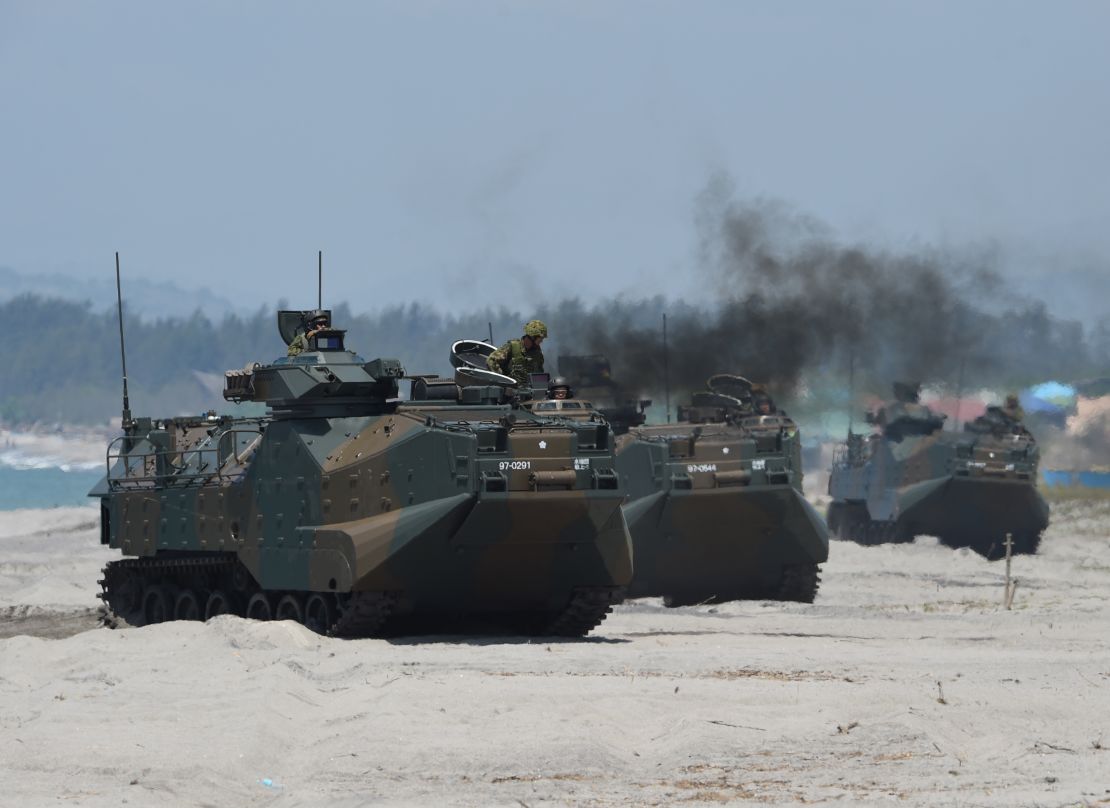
[
  {"xmin": 523, "ymin": 319, "xmax": 548, "ymax": 338},
  {"xmin": 1005, "ymin": 392, "xmax": 1020, "ymax": 406}
]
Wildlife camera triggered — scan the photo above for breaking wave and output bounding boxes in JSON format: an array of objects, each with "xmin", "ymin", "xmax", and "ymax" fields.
[{"xmin": 0, "ymin": 451, "xmax": 102, "ymax": 473}]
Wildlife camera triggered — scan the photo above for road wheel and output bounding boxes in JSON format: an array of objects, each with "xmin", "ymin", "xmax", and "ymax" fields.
[
  {"xmin": 275, "ymin": 594, "xmax": 305, "ymax": 623},
  {"xmin": 142, "ymin": 585, "xmax": 172, "ymax": 625},
  {"xmin": 304, "ymin": 594, "xmax": 334, "ymax": 634},
  {"xmin": 173, "ymin": 589, "xmax": 201, "ymax": 620},
  {"xmin": 204, "ymin": 590, "xmax": 233, "ymax": 620},
  {"xmin": 246, "ymin": 593, "xmax": 273, "ymax": 621}
]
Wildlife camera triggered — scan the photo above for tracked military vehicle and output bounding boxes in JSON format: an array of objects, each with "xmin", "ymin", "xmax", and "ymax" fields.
[
  {"xmin": 827, "ymin": 383, "xmax": 1050, "ymax": 557},
  {"xmin": 557, "ymin": 354, "xmax": 650, "ymax": 434},
  {"xmin": 92, "ymin": 315, "xmax": 632, "ymax": 637},
  {"xmin": 613, "ymin": 375, "xmax": 828, "ymax": 606}
]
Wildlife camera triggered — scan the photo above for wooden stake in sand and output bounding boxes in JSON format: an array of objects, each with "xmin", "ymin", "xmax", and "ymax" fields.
[{"xmin": 1003, "ymin": 532, "xmax": 1018, "ymax": 610}]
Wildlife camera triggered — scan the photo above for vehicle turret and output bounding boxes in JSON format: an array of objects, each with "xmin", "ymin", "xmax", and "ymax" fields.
[{"xmin": 222, "ymin": 310, "xmax": 404, "ymax": 418}]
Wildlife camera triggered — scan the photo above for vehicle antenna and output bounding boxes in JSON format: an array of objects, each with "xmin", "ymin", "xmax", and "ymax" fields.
[
  {"xmin": 488, "ymin": 321, "xmax": 494, "ymax": 345},
  {"xmin": 114, "ymin": 252, "xmax": 132, "ymax": 430},
  {"xmin": 953, "ymin": 353, "xmax": 966, "ymax": 432},
  {"xmin": 663, "ymin": 312, "xmax": 671, "ymax": 424},
  {"xmin": 847, "ymin": 349, "xmax": 855, "ymax": 436},
  {"xmin": 318, "ymin": 250, "xmax": 323, "ymax": 309}
]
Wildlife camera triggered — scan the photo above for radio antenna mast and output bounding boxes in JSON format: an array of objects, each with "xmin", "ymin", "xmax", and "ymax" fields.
[
  {"xmin": 847, "ymin": 349, "xmax": 855, "ymax": 435},
  {"xmin": 114, "ymin": 252, "xmax": 132, "ymax": 429},
  {"xmin": 953, "ymin": 353, "xmax": 967, "ymax": 432},
  {"xmin": 488, "ymin": 321, "xmax": 494, "ymax": 345},
  {"xmin": 663, "ymin": 313, "xmax": 672, "ymax": 423},
  {"xmin": 318, "ymin": 250, "xmax": 323, "ymax": 309}
]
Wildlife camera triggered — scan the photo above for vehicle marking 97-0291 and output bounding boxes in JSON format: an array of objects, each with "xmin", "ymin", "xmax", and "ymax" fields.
[{"xmin": 499, "ymin": 460, "xmax": 531, "ymax": 471}]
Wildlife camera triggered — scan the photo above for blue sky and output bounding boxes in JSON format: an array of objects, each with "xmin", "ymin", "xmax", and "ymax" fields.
[{"xmin": 1, "ymin": 1, "xmax": 1108, "ymax": 318}]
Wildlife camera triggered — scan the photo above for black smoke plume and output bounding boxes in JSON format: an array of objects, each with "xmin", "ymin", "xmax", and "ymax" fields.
[{"xmin": 553, "ymin": 173, "xmax": 1100, "ymax": 400}]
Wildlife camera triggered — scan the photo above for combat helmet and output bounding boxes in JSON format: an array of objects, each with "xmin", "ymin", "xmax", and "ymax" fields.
[
  {"xmin": 548, "ymin": 376, "xmax": 573, "ymax": 399},
  {"xmin": 524, "ymin": 319, "xmax": 548, "ymax": 339}
]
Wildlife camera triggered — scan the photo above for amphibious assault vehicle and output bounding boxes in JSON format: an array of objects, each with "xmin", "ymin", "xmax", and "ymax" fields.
[
  {"xmin": 92, "ymin": 315, "xmax": 632, "ymax": 637},
  {"xmin": 613, "ymin": 375, "xmax": 828, "ymax": 606},
  {"xmin": 827, "ymin": 383, "xmax": 1050, "ymax": 557},
  {"xmin": 557, "ymin": 354, "xmax": 651, "ymax": 434}
]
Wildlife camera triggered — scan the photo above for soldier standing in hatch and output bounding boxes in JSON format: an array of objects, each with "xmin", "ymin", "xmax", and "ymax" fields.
[
  {"xmin": 287, "ymin": 312, "xmax": 330, "ymax": 357},
  {"xmin": 751, "ymin": 383, "xmax": 776, "ymax": 415},
  {"xmin": 487, "ymin": 319, "xmax": 547, "ymax": 384},
  {"xmin": 548, "ymin": 376, "xmax": 573, "ymax": 400},
  {"xmin": 1000, "ymin": 393, "xmax": 1025, "ymax": 423}
]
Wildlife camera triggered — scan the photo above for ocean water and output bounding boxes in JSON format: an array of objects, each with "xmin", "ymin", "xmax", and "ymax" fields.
[{"xmin": 0, "ymin": 466, "xmax": 103, "ymax": 510}]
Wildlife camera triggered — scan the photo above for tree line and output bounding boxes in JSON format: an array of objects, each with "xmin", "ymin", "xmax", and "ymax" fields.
[{"xmin": 4, "ymin": 293, "xmax": 1108, "ymax": 426}]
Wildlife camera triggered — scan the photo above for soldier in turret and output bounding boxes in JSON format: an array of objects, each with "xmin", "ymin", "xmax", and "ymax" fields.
[
  {"xmin": 548, "ymin": 376, "xmax": 573, "ymax": 400},
  {"xmin": 751, "ymin": 383, "xmax": 777, "ymax": 415},
  {"xmin": 487, "ymin": 319, "xmax": 547, "ymax": 385},
  {"xmin": 1000, "ymin": 393, "xmax": 1025, "ymax": 424},
  {"xmin": 287, "ymin": 311, "xmax": 330, "ymax": 357}
]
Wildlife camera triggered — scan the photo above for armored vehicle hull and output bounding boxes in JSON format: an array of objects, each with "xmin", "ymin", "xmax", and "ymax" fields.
[
  {"xmin": 827, "ymin": 425, "xmax": 1050, "ymax": 557},
  {"xmin": 616, "ymin": 416, "xmax": 828, "ymax": 605},
  {"xmin": 93, "ymin": 325, "xmax": 631, "ymax": 637}
]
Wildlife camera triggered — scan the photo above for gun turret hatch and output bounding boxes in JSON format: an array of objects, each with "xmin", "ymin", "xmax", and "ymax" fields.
[{"xmin": 450, "ymin": 339, "xmax": 518, "ymax": 389}]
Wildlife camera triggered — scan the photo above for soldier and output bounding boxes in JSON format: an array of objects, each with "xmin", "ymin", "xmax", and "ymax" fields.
[
  {"xmin": 287, "ymin": 311, "xmax": 330, "ymax": 357},
  {"xmin": 751, "ymin": 383, "xmax": 775, "ymax": 415},
  {"xmin": 548, "ymin": 376, "xmax": 573, "ymax": 400},
  {"xmin": 487, "ymin": 319, "xmax": 547, "ymax": 385},
  {"xmin": 1001, "ymin": 393, "xmax": 1025, "ymax": 423}
]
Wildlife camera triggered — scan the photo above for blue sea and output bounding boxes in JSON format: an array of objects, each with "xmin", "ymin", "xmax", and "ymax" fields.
[{"xmin": 0, "ymin": 466, "xmax": 103, "ymax": 510}]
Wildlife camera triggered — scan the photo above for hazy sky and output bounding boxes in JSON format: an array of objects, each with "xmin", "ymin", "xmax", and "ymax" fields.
[{"xmin": 2, "ymin": 1, "xmax": 1108, "ymax": 317}]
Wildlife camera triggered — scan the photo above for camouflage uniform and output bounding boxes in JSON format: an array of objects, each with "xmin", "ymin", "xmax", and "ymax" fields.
[
  {"xmin": 287, "ymin": 332, "xmax": 311, "ymax": 357},
  {"xmin": 287, "ymin": 315, "xmax": 330, "ymax": 357},
  {"xmin": 1001, "ymin": 395, "xmax": 1025, "ymax": 423},
  {"xmin": 487, "ymin": 338, "xmax": 544, "ymax": 385}
]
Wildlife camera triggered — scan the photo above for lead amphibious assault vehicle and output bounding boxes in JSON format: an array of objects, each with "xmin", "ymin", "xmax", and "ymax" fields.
[
  {"xmin": 827, "ymin": 383, "xmax": 1050, "ymax": 557},
  {"xmin": 608, "ymin": 375, "xmax": 828, "ymax": 605},
  {"xmin": 92, "ymin": 314, "xmax": 632, "ymax": 637}
]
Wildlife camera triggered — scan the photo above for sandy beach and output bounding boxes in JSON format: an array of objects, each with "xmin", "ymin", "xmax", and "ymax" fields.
[{"xmin": 1, "ymin": 502, "xmax": 1109, "ymax": 807}]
